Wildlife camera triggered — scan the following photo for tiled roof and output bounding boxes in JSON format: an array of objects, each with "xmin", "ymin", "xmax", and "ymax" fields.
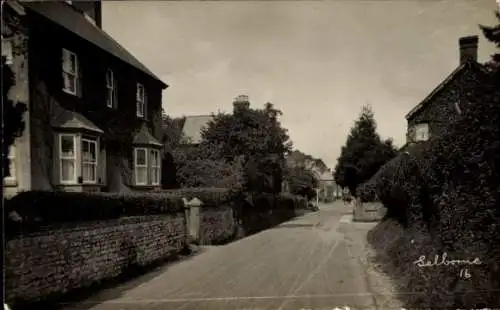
[
  {"xmin": 51, "ymin": 107, "xmax": 103, "ymax": 134},
  {"xmin": 23, "ymin": 1, "xmax": 167, "ymax": 88},
  {"xmin": 405, "ymin": 60, "xmax": 488, "ymax": 120},
  {"xmin": 133, "ymin": 123, "xmax": 162, "ymax": 147},
  {"xmin": 181, "ymin": 115, "xmax": 213, "ymax": 144}
]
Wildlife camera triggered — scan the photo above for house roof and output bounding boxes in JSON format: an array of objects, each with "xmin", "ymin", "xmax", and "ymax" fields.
[
  {"xmin": 133, "ymin": 123, "xmax": 162, "ymax": 147},
  {"xmin": 181, "ymin": 115, "xmax": 213, "ymax": 144},
  {"xmin": 405, "ymin": 60, "xmax": 488, "ymax": 120},
  {"xmin": 22, "ymin": 1, "xmax": 168, "ymax": 89},
  {"xmin": 52, "ymin": 108, "xmax": 103, "ymax": 134}
]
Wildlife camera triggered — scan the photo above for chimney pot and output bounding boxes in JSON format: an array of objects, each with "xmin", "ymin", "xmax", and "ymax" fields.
[
  {"xmin": 233, "ymin": 95, "xmax": 250, "ymax": 110},
  {"xmin": 459, "ymin": 35, "xmax": 478, "ymax": 64}
]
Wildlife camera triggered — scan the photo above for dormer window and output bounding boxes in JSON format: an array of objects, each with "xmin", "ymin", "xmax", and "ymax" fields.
[{"xmin": 414, "ymin": 123, "xmax": 429, "ymax": 142}]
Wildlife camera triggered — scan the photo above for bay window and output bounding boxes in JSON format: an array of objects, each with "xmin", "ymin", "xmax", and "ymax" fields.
[
  {"xmin": 133, "ymin": 147, "xmax": 161, "ymax": 186},
  {"xmin": 57, "ymin": 133, "xmax": 100, "ymax": 184}
]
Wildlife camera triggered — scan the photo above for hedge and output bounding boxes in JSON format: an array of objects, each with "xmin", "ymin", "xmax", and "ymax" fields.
[
  {"xmin": 5, "ymin": 191, "xmax": 185, "ymax": 237},
  {"xmin": 361, "ymin": 68, "xmax": 500, "ymax": 307}
]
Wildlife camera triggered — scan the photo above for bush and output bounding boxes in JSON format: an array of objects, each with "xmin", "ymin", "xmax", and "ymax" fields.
[{"xmin": 4, "ymin": 190, "xmax": 185, "ymax": 237}]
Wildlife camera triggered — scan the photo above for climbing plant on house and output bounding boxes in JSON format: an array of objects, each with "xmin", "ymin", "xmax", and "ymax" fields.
[{"xmin": 2, "ymin": 56, "xmax": 27, "ymax": 178}]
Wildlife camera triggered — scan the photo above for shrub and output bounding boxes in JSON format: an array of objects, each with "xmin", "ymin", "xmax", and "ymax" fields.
[{"xmin": 4, "ymin": 190, "xmax": 185, "ymax": 237}]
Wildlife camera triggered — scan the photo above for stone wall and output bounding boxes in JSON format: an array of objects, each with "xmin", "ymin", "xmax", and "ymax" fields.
[
  {"xmin": 199, "ymin": 205, "xmax": 237, "ymax": 245},
  {"xmin": 353, "ymin": 200, "xmax": 387, "ymax": 222},
  {"xmin": 5, "ymin": 213, "xmax": 187, "ymax": 304}
]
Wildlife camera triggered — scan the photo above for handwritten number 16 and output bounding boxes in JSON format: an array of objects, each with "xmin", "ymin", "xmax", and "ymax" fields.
[{"xmin": 459, "ymin": 268, "xmax": 471, "ymax": 279}]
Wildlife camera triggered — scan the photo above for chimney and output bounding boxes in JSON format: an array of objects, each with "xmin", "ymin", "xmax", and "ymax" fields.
[
  {"xmin": 459, "ymin": 35, "xmax": 478, "ymax": 64},
  {"xmin": 233, "ymin": 95, "xmax": 250, "ymax": 111}
]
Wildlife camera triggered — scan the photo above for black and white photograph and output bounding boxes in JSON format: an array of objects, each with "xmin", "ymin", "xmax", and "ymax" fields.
[{"xmin": 2, "ymin": 0, "xmax": 500, "ymax": 309}]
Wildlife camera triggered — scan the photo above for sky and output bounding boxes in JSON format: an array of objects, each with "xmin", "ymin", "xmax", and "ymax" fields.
[{"xmin": 102, "ymin": 0, "xmax": 499, "ymax": 169}]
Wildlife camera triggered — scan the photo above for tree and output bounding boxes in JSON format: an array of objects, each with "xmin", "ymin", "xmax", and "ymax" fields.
[
  {"xmin": 200, "ymin": 99, "xmax": 292, "ymax": 193},
  {"xmin": 284, "ymin": 166, "xmax": 318, "ymax": 200},
  {"xmin": 480, "ymin": 10, "xmax": 500, "ymax": 76},
  {"xmin": 286, "ymin": 149, "xmax": 329, "ymax": 173},
  {"xmin": 2, "ymin": 56, "xmax": 27, "ymax": 179},
  {"xmin": 334, "ymin": 105, "xmax": 397, "ymax": 196}
]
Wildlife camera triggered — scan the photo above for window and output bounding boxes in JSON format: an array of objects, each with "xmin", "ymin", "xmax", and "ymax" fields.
[
  {"xmin": 136, "ymin": 83, "xmax": 146, "ymax": 117},
  {"xmin": 62, "ymin": 48, "xmax": 78, "ymax": 95},
  {"xmin": 106, "ymin": 69, "xmax": 116, "ymax": 108},
  {"xmin": 134, "ymin": 148, "xmax": 148, "ymax": 185},
  {"xmin": 4, "ymin": 145, "xmax": 17, "ymax": 184},
  {"xmin": 82, "ymin": 138, "xmax": 97, "ymax": 183},
  {"xmin": 59, "ymin": 134, "xmax": 77, "ymax": 183},
  {"xmin": 414, "ymin": 123, "xmax": 429, "ymax": 142},
  {"xmin": 1, "ymin": 36, "xmax": 13, "ymax": 65},
  {"xmin": 150, "ymin": 149, "xmax": 160, "ymax": 185}
]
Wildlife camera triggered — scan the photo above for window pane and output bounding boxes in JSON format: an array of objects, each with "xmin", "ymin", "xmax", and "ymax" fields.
[
  {"xmin": 61, "ymin": 135, "xmax": 74, "ymax": 156},
  {"xmin": 136, "ymin": 101, "xmax": 144, "ymax": 116},
  {"xmin": 82, "ymin": 163, "xmax": 96, "ymax": 182},
  {"xmin": 82, "ymin": 141, "xmax": 96, "ymax": 162},
  {"xmin": 69, "ymin": 53, "xmax": 77, "ymax": 72},
  {"xmin": 61, "ymin": 159, "xmax": 75, "ymax": 181},
  {"xmin": 106, "ymin": 70, "xmax": 113, "ymax": 87},
  {"xmin": 136, "ymin": 167, "xmax": 147, "ymax": 184},
  {"xmin": 150, "ymin": 168, "xmax": 159, "ymax": 185},
  {"xmin": 136, "ymin": 85, "xmax": 143, "ymax": 101},
  {"xmin": 136, "ymin": 149, "xmax": 146, "ymax": 165},
  {"xmin": 63, "ymin": 73, "xmax": 76, "ymax": 92},
  {"xmin": 150, "ymin": 150, "xmax": 159, "ymax": 166}
]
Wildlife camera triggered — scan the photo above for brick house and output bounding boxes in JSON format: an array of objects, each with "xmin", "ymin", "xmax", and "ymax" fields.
[
  {"xmin": 402, "ymin": 35, "xmax": 490, "ymax": 150},
  {"xmin": 2, "ymin": 1, "xmax": 168, "ymax": 197}
]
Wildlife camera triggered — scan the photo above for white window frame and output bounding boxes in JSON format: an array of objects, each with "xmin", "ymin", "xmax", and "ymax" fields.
[
  {"xmin": 59, "ymin": 134, "xmax": 77, "ymax": 184},
  {"xmin": 134, "ymin": 147, "xmax": 148, "ymax": 185},
  {"xmin": 4, "ymin": 145, "xmax": 17, "ymax": 184},
  {"xmin": 106, "ymin": 69, "xmax": 116, "ymax": 108},
  {"xmin": 150, "ymin": 149, "xmax": 161, "ymax": 185},
  {"xmin": 81, "ymin": 138, "xmax": 98, "ymax": 184},
  {"xmin": 62, "ymin": 48, "xmax": 78, "ymax": 95},
  {"xmin": 414, "ymin": 123, "xmax": 429, "ymax": 142},
  {"xmin": 136, "ymin": 83, "xmax": 145, "ymax": 117},
  {"xmin": 1, "ymin": 36, "xmax": 13, "ymax": 65}
]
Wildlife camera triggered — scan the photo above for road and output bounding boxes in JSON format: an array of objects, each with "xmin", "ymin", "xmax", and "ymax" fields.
[{"xmin": 62, "ymin": 201, "xmax": 404, "ymax": 310}]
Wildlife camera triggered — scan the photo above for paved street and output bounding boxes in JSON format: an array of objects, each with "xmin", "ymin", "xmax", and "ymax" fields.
[{"xmin": 63, "ymin": 202, "xmax": 403, "ymax": 310}]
